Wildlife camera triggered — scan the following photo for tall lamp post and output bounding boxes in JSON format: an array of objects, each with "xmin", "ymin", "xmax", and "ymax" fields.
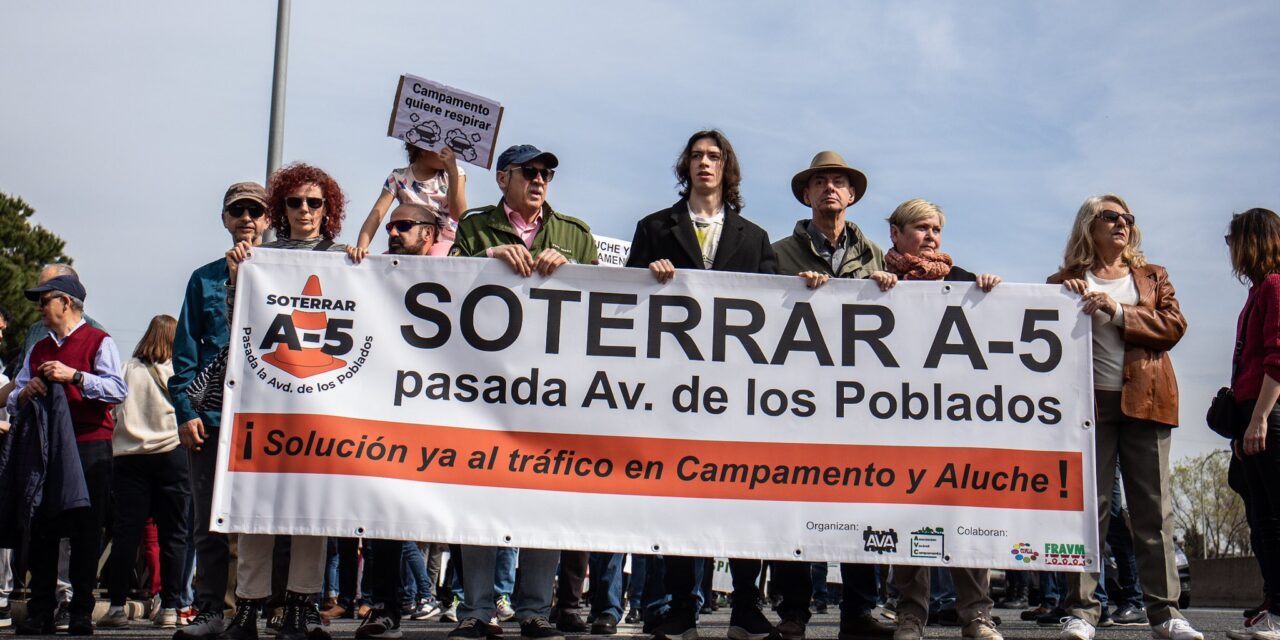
[{"xmin": 264, "ymin": 0, "xmax": 290, "ymax": 242}]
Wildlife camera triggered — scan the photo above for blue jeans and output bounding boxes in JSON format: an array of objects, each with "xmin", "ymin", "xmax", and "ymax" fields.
[
  {"xmin": 459, "ymin": 547, "xmax": 557, "ymax": 622},
  {"xmin": 1040, "ymin": 572, "xmax": 1065, "ymax": 608},
  {"xmin": 495, "ymin": 547, "xmax": 517, "ymax": 600},
  {"xmin": 589, "ymin": 553, "xmax": 625, "ymax": 621},
  {"xmin": 403, "ymin": 542, "xmax": 433, "ymax": 604},
  {"xmin": 838, "ymin": 564, "xmax": 880, "ymax": 617},
  {"xmin": 811, "ymin": 563, "xmax": 830, "ymax": 605},
  {"xmin": 929, "ymin": 567, "xmax": 956, "ymax": 614},
  {"xmin": 658, "ymin": 556, "xmax": 707, "ymax": 615}
]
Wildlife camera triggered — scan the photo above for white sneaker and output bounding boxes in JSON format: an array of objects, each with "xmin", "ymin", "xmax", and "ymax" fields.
[
  {"xmin": 1060, "ymin": 617, "xmax": 1096, "ymax": 640},
  {"xmin": 1228, "ymin": 612, "xmax": 1280, "ymax": 640},
  {"xmin": 157, "ymin": 608, "xmax": 179, "ymax": 629},
  {"xmin": 1151, "ymin": 618, "xmax": 1204, "ymax": 640}
]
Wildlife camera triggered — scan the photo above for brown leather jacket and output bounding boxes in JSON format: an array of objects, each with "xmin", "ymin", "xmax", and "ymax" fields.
[{"xmin": 1047, "ymin": 264, "xmax": 1187, "ymax": 427}]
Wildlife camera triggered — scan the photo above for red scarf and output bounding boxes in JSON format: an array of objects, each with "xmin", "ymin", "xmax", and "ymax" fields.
[{"xmin": 885, "ymin": 249, "xmax": 953, "ymax": 280}]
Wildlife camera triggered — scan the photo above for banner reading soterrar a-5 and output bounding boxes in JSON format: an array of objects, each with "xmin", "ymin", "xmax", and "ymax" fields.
[{"xmin": 211, "ymin": 248, "xmax": 1099, "ymax": 570}]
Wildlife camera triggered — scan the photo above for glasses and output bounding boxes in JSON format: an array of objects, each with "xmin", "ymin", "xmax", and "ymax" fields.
[
  {"xmin": 509, "ymin": 166, "xmax": 555, "ymax": 182},
  {"xmin": 39, "ymin": 293, "xmax": 65, "ymax": 309},
  {"xmin": 386, "ymin": 220, "xmax": 434, "ymax": 233},
  {"xmin": 1097, "ymin": 210, "xmax": 1136, "ymax": 227},
  {"xmin": 226, "ymin": 204, "xmax": 267, "ymax": 219},
  {"xmin": 285, "ymin": 197, "xmax": 325, "ymax": 210}
]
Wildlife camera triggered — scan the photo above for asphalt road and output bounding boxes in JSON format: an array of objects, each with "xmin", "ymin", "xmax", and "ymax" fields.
[{"xmin": 12, "ymin": 606, "xmax": 1247, "ymax": 640}]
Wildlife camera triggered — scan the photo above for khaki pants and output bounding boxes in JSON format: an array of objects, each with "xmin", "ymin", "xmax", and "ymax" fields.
[
  {"xmin": 893, "ymin": 566, "xmax": 991, "ymax": 625},
  {"xmin": 1066, "ymin": 391, "xmax": 1182, "ymax": 625},
  {"xmin": 235, "ymin": 534, "xmax": 326, "ymax": 599}
]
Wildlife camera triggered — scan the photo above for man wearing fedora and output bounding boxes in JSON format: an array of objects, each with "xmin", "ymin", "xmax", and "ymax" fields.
[
  {"xmin": 771, "ymin": 151, "xmax": 896, "ymax": 640},
  {"xmin": 627, "ymin": 130, "xmax": 778, "ymax": 640}
]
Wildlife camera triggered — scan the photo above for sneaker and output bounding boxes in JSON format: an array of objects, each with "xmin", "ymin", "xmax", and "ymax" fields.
[
  {"xmin": 68, "ymin": 612, "xmax": 94, "ymax": 636},
  {"xmin": 556, "ymin": 609, "xmax": 588, "ymax": 633},
  {"xmin": 1228, "ymin": 611, "xmax": 1280, "ymax": 640},
  {"xmin": 591, "ymin": 614, "xmax": 619, "ymax": 636},
  {"xmin": 448, "ymin": 617, "xmax": 502, "ymax": 639},
  {"xmin": 838, "ymin": 612, "xmax": 895, "ymax": 640},
  {"xmin": 522, "ymin": 617, "xmax": 566, "ymax": 640},
  {"xmin": 14, "ymin": 613, "xmax": 54, "ymax": 636},
  {"xmin": 413, "ymin": 598, "xmax": 444, "ymax": 621},
  {"xmin": 1247, "ymin": 600, "xmax": 1273, "ymax": 620},
  {"xmin": 99, "ymin": 609, "xmax": 130, "ymax": 629},
  {"xmin": 1151, "ymin": 618, "xmax": 1204, "ymax": 640},
  {"xmin": 1038, "ymin": 608, "xmax": 1071, "ymax": 627},
  {"xmin": 624, "ymin": 608, "xmax": 642, "ymax": 625},
  {"xmin": 1112, "ymin": 605, "xmax": 1148, "ymax": 627},
  {"xmin": 266, "ymin": 608, "xmax": 285, "ymax": 636},
  {"xmin": 54, "ymin": 603, "xmax": 72, "ymax": 631},
  {"xmin": 894, "ymin": 615, "xmax": 923, "ymax": 640},
  {"xmin": 778, "ymin": 619, "xmax": 806, "ymax": 640},
  {"xmin": 728, "ymin": 607, "xmax": 775, "ymax": 640},
  {"xmin": 0, "ymin": 603, "xmax": 11, "ymax": 629},
  {"xmin": 1098, "ymin": 608, "xmax": 1113, "ymax": 628},
  {"xmin": 443, "ymin": 598, "xmax": 461, "ymax": 624},
  {"xmin": 159, "ymin": 609, "xmax": 181, "ymax": 629},
  {"xmin": 279, "ymin": 594, "xmax": 331, "ymax": 640},
  {"xmin": 1060, "ymin": 617, "xmax": 1095, "ymax": 640},
  {"xmin": 178, "ymin": 608, "xmax": 228, "ymax": 640},
  {"xmin": 962, "ymin": 615, "xmax": 1002, "ymax": 640},
  {"xmin": 649, "ymin": 608, "xmax": 697, "ymax": 640},
  {"xmin": 355, "ymin": 609, "xmax": 402, "ymax": 639},
  {"xmin": 179, "ymin": 607, "xmax": 200, "ymax": 626},
  {"xmin": 216, "ymin": 600, "xmax": 264, "ymax": 640},
  {"xmin": 151, "ymin": 595, "xmax": 165, "ymax": 622},
  {"xmin": 496, "ymin": 595, "xmax": 516, "ymax": 623}
]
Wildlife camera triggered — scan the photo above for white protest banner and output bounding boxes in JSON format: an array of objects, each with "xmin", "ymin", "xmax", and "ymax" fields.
[
  {"xmin": 212, "ymin": 249, "xmax": 1099, "ymax": 570},
  {"xmin": 594, "ymin": 235, "xmax": 632, "ymax": 267},
  {"xmin": 387, "ymin": 74, "xmax": 503, "ymax": 169}
]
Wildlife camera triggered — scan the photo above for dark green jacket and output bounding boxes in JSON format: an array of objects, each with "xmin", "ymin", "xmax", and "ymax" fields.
[
  {"xmin": 450, "ymin": 200, "xmax": 598, "ymax": 265},
  {"xmin": 772, "ymin": 219, "xmax": 885, "ymax": 278}
]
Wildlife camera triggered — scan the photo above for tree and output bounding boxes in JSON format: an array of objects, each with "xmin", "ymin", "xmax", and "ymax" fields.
[
  {"xmin": 1170, "ymin": 449, "xmax": 1249, "ymax": 558},
  {"xmin": 0, "ymin": 191, "xmax": 72, "ymax": 372}
]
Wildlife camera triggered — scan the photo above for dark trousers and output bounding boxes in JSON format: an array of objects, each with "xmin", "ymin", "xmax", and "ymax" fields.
[
  {"xmin": 555, "ymin": 551, "xmax": 590, "ymax": 611},
  {"xmin": 660, "ymin": 556, "xmax": 707, "ymax": 615},
  {"xmin": 191, "ymin": 429, "xmax": 232, "ymax": 613},
  {"xmin": 29, "ymin": 440, "xmax": 113, "ymax": 620},
  {"xmin": 838, "ymin": 563, "xmax": 881, "ymax": 617},
  {"xmin": 731, "ymin": 560, "xmax": 812, "ymax": 622},
  {"xmin": 362, "ymin": 539, "xmax": 407, "ymax": 620},
  {"xmin": 107, "ymin": 449, "xmax": 192, "ymax": 607},
  {"xmin": 1240, "ymin": 403, "xmax": 1280, "ymax": 613}
]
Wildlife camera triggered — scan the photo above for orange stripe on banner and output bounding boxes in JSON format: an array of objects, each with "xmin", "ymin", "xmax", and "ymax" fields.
[{"xmin": 227, "ymin": 413, "xmax": 1084, "ymax": 511}]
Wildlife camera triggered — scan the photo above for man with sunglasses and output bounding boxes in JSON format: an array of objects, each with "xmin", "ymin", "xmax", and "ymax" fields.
[
  {"xmin": 385, "ymin": 203, "xmax": 438, "ymax": 256},
  {"xmin": 170, "ymin": 181, "xmax": 272, "ymax": 640},
  {"xmin": 446, "ymin": 145, "xmax": 596, "ymax": 640},
  {"xmin": 8, "ymin": 274, "xmax": 127, "ymax": 636}
]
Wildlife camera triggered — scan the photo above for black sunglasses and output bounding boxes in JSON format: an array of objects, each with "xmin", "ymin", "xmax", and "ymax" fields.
[
  {"xmin": 509, "ymin": 166, "xmax": 555, "ymax": 183},
  {"xmin": 385, "ymin": 220, "xmax": 434, "ymax": 233},
  {"xmin": 285, "ymin": 197, "xmax": 325, "ymax": 210},
  {"xmin": 1097, "ymin": 210, "xmax": 1136, "ymax": 227},
  {"xmin": 39, "ymin": 293, "xmax": 66, "ymax": 308},
  {"xmin": 226, "ymin": 204, "xmax": 267, "ymax": 219}
]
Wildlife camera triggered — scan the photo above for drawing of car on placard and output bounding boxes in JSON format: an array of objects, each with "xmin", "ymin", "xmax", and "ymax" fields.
[
  {"xmin": 404, "ymin": 120, "xmax": 442, "ymax": 147},
  {"xmin": 445, "ymin": 128, "xmax": 482, "ymax": 163}
]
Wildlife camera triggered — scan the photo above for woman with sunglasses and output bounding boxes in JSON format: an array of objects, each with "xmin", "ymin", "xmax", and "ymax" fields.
[
  {"xmin": 349, "ymin": 143, "xmax": 466, "ymax": 262},
  {"xmin": 1048, "ymin": 195, "xmax": 1200, "ymax": 640},
  {"xmin": 221, "ymin": 163, "xmax": 347, "ymax": 640},
  {"xmin": 1224, "ymin": 208, "xmax": 1280, "ymax": 640}
]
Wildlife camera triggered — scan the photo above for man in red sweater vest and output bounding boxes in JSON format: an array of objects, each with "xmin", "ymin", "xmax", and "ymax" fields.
[{"xmin": 9, "ymin": 274, "xmax": 126, "ymax": 635}]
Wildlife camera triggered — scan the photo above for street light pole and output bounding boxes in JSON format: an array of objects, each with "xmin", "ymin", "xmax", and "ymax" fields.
[{"xmin": 267, "ymin": 0, "xmax": 290, "ymax": 181}]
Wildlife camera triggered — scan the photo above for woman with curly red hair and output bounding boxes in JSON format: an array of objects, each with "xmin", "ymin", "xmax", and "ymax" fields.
[{"xmin": 221, "ymin": 163, "xmax": 347, "ymax": 640}]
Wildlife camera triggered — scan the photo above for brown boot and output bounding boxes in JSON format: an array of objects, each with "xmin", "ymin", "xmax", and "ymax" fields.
[{"xmin": 320, "ymin": 598, "xmax": 347, "ymax": 620}]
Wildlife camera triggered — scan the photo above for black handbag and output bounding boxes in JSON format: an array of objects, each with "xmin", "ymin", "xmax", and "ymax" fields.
[{"xmin": 1206, "ymin": 297, "xmax": 1255, "ymax": 439}]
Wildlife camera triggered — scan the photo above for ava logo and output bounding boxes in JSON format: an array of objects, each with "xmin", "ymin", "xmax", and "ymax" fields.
[
  {"xmin": 863, "ymin": 527, "xmax": 898, "ymax": 554},
  {"xmin": 1010, "ymin": 542, "xmax": 1039, "ymax": 563},
  {"xmin": 910, "ymin": 527, "xmax": 946, "ymax": 560},
  {"xmin": 242, "ymin": 274, "xmax": 373, "ymax": 394},
  {"xmin": 1043, "ymin": 542, "xmax": 1093, "ymax": 567}
]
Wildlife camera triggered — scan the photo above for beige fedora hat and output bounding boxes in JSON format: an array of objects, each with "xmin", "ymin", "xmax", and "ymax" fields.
[{"xmin": 790, "ymin": 151, "xmax": 868, "ymax": 206}]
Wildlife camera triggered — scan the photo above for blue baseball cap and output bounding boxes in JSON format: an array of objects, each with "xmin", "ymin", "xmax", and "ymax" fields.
[
  {"xmin": 496, "ymin": 144, "xmax": 559, "ymax": 172},
  {"xmin": 26, "ymin": 275, "xmax": 87, "ymax": 302}
]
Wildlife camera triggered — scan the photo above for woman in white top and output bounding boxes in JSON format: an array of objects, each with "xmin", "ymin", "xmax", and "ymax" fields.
[
  {"xmin": 1047, "ymin": 195, "xmax": 1200, "ymax": 640},
  {"xmin": 350, "ymin": 143, "xmax": 466, "ymax": 260},
  {"xmin": 100, "ymin": 315, "xmax": 191, "ymax": 629}
]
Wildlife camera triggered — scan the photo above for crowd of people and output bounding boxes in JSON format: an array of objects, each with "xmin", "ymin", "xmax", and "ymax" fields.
[{"xmin": 0, "ymin": 129, "xmax": 1277, "ymax": 640}]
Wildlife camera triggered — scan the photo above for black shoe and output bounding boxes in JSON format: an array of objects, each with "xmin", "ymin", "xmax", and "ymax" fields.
[
  {"xmin": 448, "ymin": 617, "xmax": 502, "ymax": 640},
  {"xmin": 15, "ymin": 614, "xmax": 54, "ymax": 636},
  {"xmin": 217, "ymin": 599, "xmax": 264, "ymax": 640},
  {"xmin": 177, "ymin": 608, "xmax": 229, "ymax": 640},
  {"xmin": 837, "ymin": 613, "xmax": 894, "ymax": 640},
  {"xmin": 648, "ymin": 608, "xmax": 697, "ymax": 640},
  {"xmin": 279, "ymin": 593, "xmax": 330, "ymax": 640},
  {"xmin": 1020, "ymin": 606, "xmax": 1050, "ymax": 622},
  {"xmin": 1110, "ymin": 605, "xmax": 1148, "ymax": 627},
  {"xmin": 591, "ymin": 614, "xmax": 619, "ymax": 636},
  {"xmin": 937, "ymin": 609, "xmax": 960, "ymax": 627},
  {"xmin": 996, "ymin": 596, "xmax": 1028, "ymax": 610},
  {"xmin": 811, "ymin": 603, "xmax": 828, "ymax": 614},
  {"xmin": 522, "ymin": 617, "xmax": 567, "ymax": 640},
  {"xmin": 1246, "ymin": 598, "xmax": 1271, "ymax": 619},
  {"xmin": 624, "ymin": 609, "xmax": 643, "ymax": 625},
  {"xmin": 556, "ymin": 610, "xmax": 588, "ymax": 633},
  {"xmin": 54, "ymin": 603, "xmax": 71, "ymax": 631},
  {"xmin": 1036, "ymin": 608, "xmax": 1070, "ymax": 627},
  {"xmin": 728, "ymin": 606, "xmax": 775, "ymax": 640},
  {"xmin": 355, "ymin": 607, "xmax": 403, "ymax": 639},
  {"xmin": 68, "ymin": 612, "xmax": 94, "ymax": 636}
]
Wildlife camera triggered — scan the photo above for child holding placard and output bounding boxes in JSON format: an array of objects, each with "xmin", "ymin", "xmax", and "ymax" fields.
[{"xmin": 351, "ymin": 143, "xmax": 467, "ymax": 260}]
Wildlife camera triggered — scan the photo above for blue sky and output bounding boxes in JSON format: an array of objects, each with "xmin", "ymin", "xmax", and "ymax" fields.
[{"xmin": 3, "ymin": 1, "xmax": 1278, "ymax": 462}]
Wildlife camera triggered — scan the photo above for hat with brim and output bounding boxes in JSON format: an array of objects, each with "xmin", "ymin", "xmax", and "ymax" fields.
[
  {"xmin": 496, "ymin": 144, "xmax": 560, "ymax": 172},
  {"xmin": 790, "ymin": 151, "xmax": 868, "ymax": 206},
  {"xmin": 25, "ymin": 275, "xmax": 87, "ymax": 302},
  {"xmin": 223, "ymin": 181, "xmax": 268, "ymax": 208}
]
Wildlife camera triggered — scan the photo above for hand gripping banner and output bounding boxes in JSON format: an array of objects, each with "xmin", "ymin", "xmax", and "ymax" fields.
[{"xmin": 212, "ymin": 249, "xmax": 1099, "ymax": 570}]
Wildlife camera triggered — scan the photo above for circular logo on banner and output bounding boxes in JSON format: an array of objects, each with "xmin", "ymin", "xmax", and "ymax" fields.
[
  {"xmin": 1010, "ymin": 542, "xmax": 1039, "ymax": 563},
  {"xmin": 241, "ymin": 274, "xmax": 373, "ymax": 395}
]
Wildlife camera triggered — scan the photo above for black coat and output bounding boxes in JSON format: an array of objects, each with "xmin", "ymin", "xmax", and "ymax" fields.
[
  {"xmin": 0, "ymin": 383, "xmax": 90, "ymax": 548},
  {"xmin": 625, "ymin": 199, "xmax": 777, "ymax": 274}
]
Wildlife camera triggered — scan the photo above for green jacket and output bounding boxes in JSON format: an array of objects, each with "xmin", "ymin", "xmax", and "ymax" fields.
[
  {"xmin": 450, "ymin": 200, "xmax": 598, "ymax": 265},
  {"xmin": 772, "ymin": 219, "xmax": 885, "ymax": 278}
]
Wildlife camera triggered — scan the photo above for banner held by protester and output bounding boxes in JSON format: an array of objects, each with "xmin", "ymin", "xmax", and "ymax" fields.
[
  {"xmin": 212, "ymin": 248, "xmax": 1098, "ymax": 569},
  {"xmin": 387, "ymin": 74, "xmax": 504, "ymax": 169}
]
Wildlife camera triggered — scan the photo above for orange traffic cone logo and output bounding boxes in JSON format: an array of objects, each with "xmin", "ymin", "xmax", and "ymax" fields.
[{"xmin": 262, "ymin": 275, "xmax": 347, "ymax": 378}]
